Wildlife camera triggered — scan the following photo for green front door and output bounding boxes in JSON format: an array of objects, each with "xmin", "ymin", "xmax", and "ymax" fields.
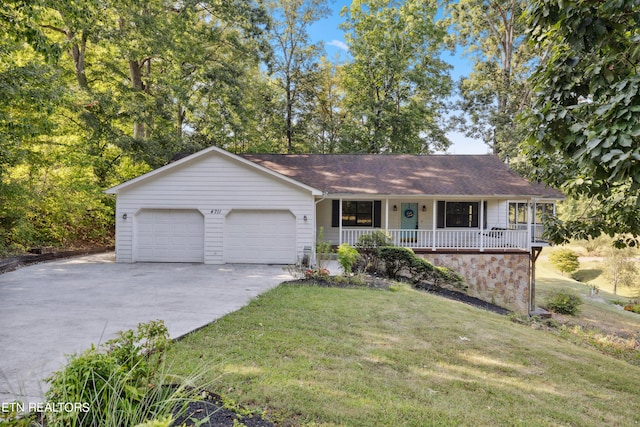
[{"xmin": 400, "ymin": 203, "xmax": 418, "ymax": 242}]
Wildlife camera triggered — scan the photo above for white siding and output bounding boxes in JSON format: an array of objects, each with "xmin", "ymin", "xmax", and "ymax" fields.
[
  {"xmin": 486, "ymin": 200, "xmax": 508, "ymax": 229},
  {"xmin": 114, "ymin": 152, "xmax": 315, "ymax": 264}
]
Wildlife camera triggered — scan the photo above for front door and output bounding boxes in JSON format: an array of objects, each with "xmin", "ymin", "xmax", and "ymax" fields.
[{"xmin": 400, "ymin": 203, "xmax": 418, "ymax": 242}]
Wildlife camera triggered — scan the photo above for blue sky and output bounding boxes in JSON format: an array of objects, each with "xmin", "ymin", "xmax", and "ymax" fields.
[{"xmin": 307, "ymin": 0, "xmax": 489, "ymax": 154}]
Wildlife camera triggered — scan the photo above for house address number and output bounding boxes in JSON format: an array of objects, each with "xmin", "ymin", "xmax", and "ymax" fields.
[{"xmin": 210, "ymin": 209, "xmax": 222, "ymax": 215}]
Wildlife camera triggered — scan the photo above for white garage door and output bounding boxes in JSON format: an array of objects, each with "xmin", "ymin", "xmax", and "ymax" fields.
[
  {"xmin": 225, "ymin": 210, "xmax": 296, "ymax": 264},
  {"xmin": 136, "ymin": 209, "xmax": 204, "ymax": 262}
]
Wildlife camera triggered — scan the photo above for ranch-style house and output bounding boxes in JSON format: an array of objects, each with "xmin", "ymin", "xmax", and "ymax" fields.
[{"xmin": 106, "ymin": 146, "xmax": 564, "ymax": 314}]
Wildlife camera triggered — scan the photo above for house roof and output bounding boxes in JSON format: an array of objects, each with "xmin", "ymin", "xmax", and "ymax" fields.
[
  {"xmin": 242, "ymin": 154, "xmax": 564, "ymax": 198},
  {"xmin": 105, "ymin": 146, "xmax": 322, "ymax": 195}
]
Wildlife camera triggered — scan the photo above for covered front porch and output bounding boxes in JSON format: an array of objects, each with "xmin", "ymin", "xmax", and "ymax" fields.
[
  {"xmin": 317, "ymin": 197, "xmax": 554, "ymax": 253},
  {"xmin": 341, "ymin": 228, "xmax": 531, "ymax": 251}
]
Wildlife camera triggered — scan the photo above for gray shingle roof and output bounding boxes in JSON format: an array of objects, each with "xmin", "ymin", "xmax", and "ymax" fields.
[{"xmin": 242, "ymin": 154, "xmax": 564, "ymax": 198}]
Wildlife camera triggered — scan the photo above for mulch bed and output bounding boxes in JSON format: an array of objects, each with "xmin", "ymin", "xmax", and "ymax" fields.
[
  {"xmin": 415, "ymin": 284, "xmax": 512, "ymax": 315},
  {"xmin": 172, "ymin": 391, "xmax": 273, "ymax": 427}
]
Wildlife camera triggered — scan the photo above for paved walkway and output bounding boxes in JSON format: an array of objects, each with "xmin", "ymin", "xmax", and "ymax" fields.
[{"xmin": 0, "ymin": 253, "xmax": 293, "ymax": 404}]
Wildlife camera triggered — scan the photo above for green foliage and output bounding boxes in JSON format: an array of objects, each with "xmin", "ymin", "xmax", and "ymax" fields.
[
  {"xmin": 264, "ymin": 0, "xmax": 330, "ymax": 153},
  {"xmin": 315, "ymin": 226, "xmax": 333, "ymax": 269},
  {"xmin": 44, "ymin": 320, "xmax": 195, "ymax": 427},
  {"xmin": 356, "ymin": 230, "xmax": 393, "ymax": 249},
  {"xmin": 337, "ymin": 243, "xmax": 360, "ymax": 276},
  {"xmin": 523, "ymin": 0, "xmax": 640, "ymax": 246},
  {"xmin": 545, "ymin": 290, "xmax": 583, "ymax": 316},
  {"xmin": 0, "ymin": 0, "xmax": 271, "ymax": 252},
  {"xmin": 603, "ymin": 246, "xmax": 638, "ymax": 295},
  {"xmin": 376, "ymin": 246, "xmax": 466, "ymax": 291},
  {"xmin": 339, "ymin": 0, "xmax": 452, "ymax": 153},
  {"xmin": 446, "ymin": 0, "xmax": 535, "ymax": 161},
  {"xmin": 377, "ymin": 246, "xmax": 417, "ymax": 279},
  {"xmin": 355, "ymin": 230, "xmax": 393, "ymax": 272},
  {"xmin": 548, "ymin": 249, "xmax": 580, "ymax": 275}
]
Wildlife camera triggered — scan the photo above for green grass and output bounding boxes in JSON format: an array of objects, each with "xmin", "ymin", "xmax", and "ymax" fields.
[
  {"xmin": 541, "ymin": 247, "xmax": 639, "ymax": 299},
  {"xmin": 168, "ymin": 279, "xmax": 640, "ymax": 426}
]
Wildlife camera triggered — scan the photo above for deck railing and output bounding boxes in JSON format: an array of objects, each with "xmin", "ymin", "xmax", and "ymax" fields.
[{"xmin": 341, "ymin": 228, "xmax": 531, "ymax": 251}]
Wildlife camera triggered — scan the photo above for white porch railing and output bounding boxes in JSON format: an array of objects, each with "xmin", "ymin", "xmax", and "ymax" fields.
[
  {"xmin": 511, "ymin": 224, "xmax": 546, "ymax": 243},
  {"xmin": 341, "ymin": 228, "xmax": 530, "ymax": 251}
]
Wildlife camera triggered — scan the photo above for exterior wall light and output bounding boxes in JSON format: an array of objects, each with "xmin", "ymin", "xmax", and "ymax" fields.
[
  {"xmin": 393, "ymin": 205, "xmax": 398, "ymax": 211},
  {"xmin": 122, "ymin": 213, "xmax": 127, "ymax": 220},
  {"xmin": 422, "ymin": 205, "xmax": 427, "ymax": 212},
  {"xmin": 303, "ymin": 215, "xmax": 308, "ymax": 222}
]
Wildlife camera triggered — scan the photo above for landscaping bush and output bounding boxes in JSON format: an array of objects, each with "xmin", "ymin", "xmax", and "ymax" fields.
[
  {"xmin": 44, "ymin": 320, "xmax": 197, "ymax": 426},
  {"xmin": 355, "ymin": 230, "xmax": 393, "ymax": 272},
  {"xmin": 434, "ymin": 266, "xmax": 467, "ymax": 290},
  {"xmin": 548, "ymin": 249, "xmax": 580, "ymax": 275},
  {"xmin": 545, "ymin": 290, "xmax": 583, "ymax": 315},
  {"xmin": 376, "ymin": 246, "xmax": 467, "ymax": 291},
  {"xmin": 337, "ymin": 243, "xmax": 360, "ymax": 275},
  {"xmin": 377, "ymin": 246, "xmax": 416, "ymax": 279}
]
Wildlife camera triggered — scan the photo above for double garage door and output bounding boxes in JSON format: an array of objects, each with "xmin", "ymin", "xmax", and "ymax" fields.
[{"xmin": 135, "ymin": 209, "xmax": 296, "ymax": 264}]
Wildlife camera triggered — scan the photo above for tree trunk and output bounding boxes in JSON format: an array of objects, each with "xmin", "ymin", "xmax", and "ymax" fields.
[
  {"xmin": 177, "ymin": 103, "xmax": 185, "ymax": 139},
  {"xmin": 286, "ymin": 75, "xmax": 293, "ymax": 153},
  {"xmin": 129, "ymin": 60, "xmax": 145, "ymax": 139},
  {"xmin": 69, "ymin": 31, "xmax": 89, "ymax": 90}
]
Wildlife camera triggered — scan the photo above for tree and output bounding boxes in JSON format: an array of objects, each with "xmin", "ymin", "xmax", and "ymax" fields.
[
  {"xmin": 0, "ymin": 0, "xmax": 271, "ymax": 252},
  {"xmin": 307, "ymin": 56, "xmax": 345, "ymax": 153},
  {"xmin": 548, "ymin": 249, "xmax": 580, "ymax": 276},
  {"xmin": 339, "ymin": 0, "xmax": 452, "ymax": 154},
  {"xmin": 264, "ymin": 0, "xmax": 330, "ymax": 153},
  {"xmin": 446, "ymin": 0, "xmax": 537, "ymax": 160},
  {"xmin": 523, "ymin": 0, "xmax": 640, "ymax": 247},
  {"xmin": 603, "ymin": 247, "xmax": 638, "ymax": 295}
]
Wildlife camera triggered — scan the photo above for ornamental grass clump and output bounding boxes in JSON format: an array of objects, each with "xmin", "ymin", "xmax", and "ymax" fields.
[{"xmin": 44, "ymin": 320, "xmax": 200, "ymax": 427}]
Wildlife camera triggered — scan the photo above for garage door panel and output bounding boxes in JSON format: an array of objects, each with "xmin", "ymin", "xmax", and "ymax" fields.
[
  {"xmin": 225, "ymin": 210, "xmax": 296, "ymax": 264},
  {"xmin": 136, "ymin": 209, "xmax": 204, "ymax": 263}
]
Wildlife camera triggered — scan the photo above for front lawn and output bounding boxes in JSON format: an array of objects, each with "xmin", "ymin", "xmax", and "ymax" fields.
[{"xmin": 168, "ymin": 277, "xmax": 640, "ymax": 426}]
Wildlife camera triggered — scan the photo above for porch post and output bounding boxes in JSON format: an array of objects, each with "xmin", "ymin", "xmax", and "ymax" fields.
[
  {"xmin": 339, "ymin": 197, "xmax": 343, "ymax": 245},
  {"xmin": 431, "ymin": 199, "xmax": 437, "ymax": 251},
  {"xmin": 385, "ymin": 198, "xmax": 389, "ymax": 231},
  {"xmin": 479, "ymin": 199, "xmax": 484, "ymax": 252},
  {"xmin": 527, "ymin": 200, "xmax": 533, "ymax": 248}
]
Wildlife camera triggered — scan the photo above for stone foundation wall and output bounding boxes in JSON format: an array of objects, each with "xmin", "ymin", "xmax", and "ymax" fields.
[{"xmin": 419, "ymin": 252, "xmax": 530, "ymax": 314}]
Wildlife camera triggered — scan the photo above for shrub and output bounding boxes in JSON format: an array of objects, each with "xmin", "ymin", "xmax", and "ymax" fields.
[
  {"xmin": 45, "ymin": 320, "xmax": 198, "ymax": 427},
  {"xmin": 545, "ymin": 290, "xmax": 583, "ymax": 315},
  {"xmin": 548, "ymin": 249, "xmax": 580, "ymax": 275},
  {"xmin": 355, "ymin": 231, "xmax": 393, "ymax": 272},
  {"xmin": 356, "ymin": 230, "xmax": 393, "ymax": 249},
  {"xmin": 377, "ymin": 246, "xmax": 416, "ymax": 279},
  {"xmin": 337, "ymin": 243, "xmax": 360, "ymax": 276},
  {"xmin": 375, "ymin": 246, "xmax": 467, "ymax": 291},
  {"xmin": 434, "ymin": 266, "xmax": 467, "ymax": 290}
]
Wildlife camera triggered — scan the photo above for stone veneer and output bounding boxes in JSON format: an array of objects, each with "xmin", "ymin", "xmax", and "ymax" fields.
[{"xmin": 418, "ymin": 252, "xmax": 531, "ymax": 314}]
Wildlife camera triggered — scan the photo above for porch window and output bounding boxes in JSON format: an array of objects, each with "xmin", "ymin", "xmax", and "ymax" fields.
[
  {"xmin": 437, "ymin": 201, "xmax": 484, "ymax": 228},
  {"xmin": 509, "ymin": 202, "xmax": 528, "ymax": 226},
  {"xmin": 332, "ymin": 200, "xmax": 382, "ymax": 227},
  {"xmin": 535, "ymin": 203, "xmax": 554, "ymax": 224}
]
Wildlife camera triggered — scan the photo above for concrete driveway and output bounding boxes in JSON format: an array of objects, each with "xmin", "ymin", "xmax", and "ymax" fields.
[{"xmin": 0, "ymin": 252, "xmax": 292, "ymax": 404}]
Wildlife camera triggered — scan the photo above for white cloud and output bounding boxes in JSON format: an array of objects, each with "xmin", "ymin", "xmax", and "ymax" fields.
[{"xmin": 327, "ymin": 40, "xmax": 349, "ymax": 51}]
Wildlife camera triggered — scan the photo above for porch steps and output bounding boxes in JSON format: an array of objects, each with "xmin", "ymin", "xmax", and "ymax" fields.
[{"xmin": 529, "ymin": 307, "xmax": 552, "ymax": 319}]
